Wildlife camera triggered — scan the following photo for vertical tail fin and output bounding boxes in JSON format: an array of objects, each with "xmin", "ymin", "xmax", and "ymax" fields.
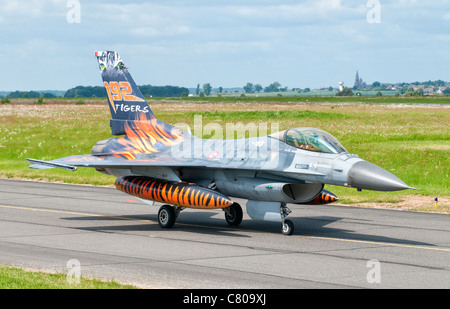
[{"xmin": 95, "ymin": 51, "xmax": 156, "ymax": 135}]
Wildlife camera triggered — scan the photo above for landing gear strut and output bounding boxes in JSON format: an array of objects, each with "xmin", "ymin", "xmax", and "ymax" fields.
[
  {"xmin": 158, "ymin": 205, "xmax": 183, "ymax": 228},
  {"xmin": 280, "ymin": 203, "xmax": 294, "ymax": 235}
]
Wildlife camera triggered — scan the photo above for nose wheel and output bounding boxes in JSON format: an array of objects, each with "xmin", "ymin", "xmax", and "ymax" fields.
[{"xmin": 281, "ymin": 203, "xmax": 294, "ymax": 235}]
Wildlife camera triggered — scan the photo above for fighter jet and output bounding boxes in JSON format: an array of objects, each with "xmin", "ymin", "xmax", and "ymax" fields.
[{"xmin": 27, "ymin": 51, "xmax": 418, "ymax": 235}]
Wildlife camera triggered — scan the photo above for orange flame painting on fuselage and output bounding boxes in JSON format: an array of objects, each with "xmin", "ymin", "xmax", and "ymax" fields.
[{"xmin": 107, "ymin": 113, "xmax": 184, "ymax": 160}]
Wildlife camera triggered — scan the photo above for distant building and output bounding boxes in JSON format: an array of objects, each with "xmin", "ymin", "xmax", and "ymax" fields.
[{"xmin": 353, "ymin": 70, "xmax": 366, "ymax": 90}]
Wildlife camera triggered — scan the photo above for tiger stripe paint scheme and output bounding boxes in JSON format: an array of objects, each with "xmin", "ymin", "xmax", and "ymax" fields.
[
  {"xmin": 26, "ymin": 51, "xmax": 417, "ymax": 235},
  {"xmin": 304, "ymin": 189, "xmax": 339, "ymax": 205},
  {"xmin": 115, "ymin": 176, "xmax": 233, "ymax": 209}
]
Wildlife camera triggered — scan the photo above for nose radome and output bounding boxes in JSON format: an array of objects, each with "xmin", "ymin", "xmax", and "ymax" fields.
[{"xmin": 348, "ymin": 161, "xmax": 417, "ymax": 192}]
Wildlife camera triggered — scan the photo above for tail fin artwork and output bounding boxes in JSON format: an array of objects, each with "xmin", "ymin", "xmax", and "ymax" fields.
[
  {"xmin": 95, "ymin": 51, "xmax": 157, "ymax": 135},
  {"xmin": 95, "ymin": 51, "xmax": 184, "ymax": 159}
]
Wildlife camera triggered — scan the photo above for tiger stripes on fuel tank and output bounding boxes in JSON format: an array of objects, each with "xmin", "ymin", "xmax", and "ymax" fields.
[
  {"xmin": 303, "ymin": 189, "xmax": 339, "ymax": 205},
  {"xmin": 115, "ymin": 176, "xmax": 233, "ymax": 209}
]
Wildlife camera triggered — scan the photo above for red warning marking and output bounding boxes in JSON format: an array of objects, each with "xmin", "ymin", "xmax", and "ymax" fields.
[{"xmin": 207, "ymin": 151, "xmax": 219, "ymax": 159}]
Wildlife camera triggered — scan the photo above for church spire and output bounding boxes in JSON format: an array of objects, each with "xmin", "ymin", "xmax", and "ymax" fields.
[{"xmin": 354, "ymin": 70, "xmax": 363, "ymax": 90}]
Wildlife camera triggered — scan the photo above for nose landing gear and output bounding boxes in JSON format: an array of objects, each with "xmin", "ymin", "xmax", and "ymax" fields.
[{"xmin": 280, "ymin": 203, "xmax": 294, "ymax": 236}]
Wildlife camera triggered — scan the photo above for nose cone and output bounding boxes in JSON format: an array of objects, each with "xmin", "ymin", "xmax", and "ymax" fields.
[{"xmin": 348, "ymin": 161, "xmax": 416, "ymax": 191}]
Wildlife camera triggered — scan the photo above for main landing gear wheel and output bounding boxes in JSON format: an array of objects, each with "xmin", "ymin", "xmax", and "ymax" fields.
[
  {"xmin": 158, "ymin": 205, "xmax": 176, "ymax": 228},
  {"xmin": 224, "ymin": 203, "xmax": 243, "ymax": 226}
]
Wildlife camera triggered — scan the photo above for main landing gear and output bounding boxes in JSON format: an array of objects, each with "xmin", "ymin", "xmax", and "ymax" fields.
[
  {"xmin": 157, "ymin": 203, "xmax": 243, "ymax": 229},
  {"xmin": 223, "ymin": 203, "xmax": 243, "ymax": 226},
  {"xmin": 157, "ymin": 202, "xmax": 294, "ymax": 236},
  {"xmin": 157, "ymin": 205, "xmax": 183, "ymax": 229}
]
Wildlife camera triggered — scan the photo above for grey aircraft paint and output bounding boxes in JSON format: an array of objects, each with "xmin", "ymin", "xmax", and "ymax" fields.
[{"xmin": 27, "ymin": 51, "xmax": 418, "ymax": 235}]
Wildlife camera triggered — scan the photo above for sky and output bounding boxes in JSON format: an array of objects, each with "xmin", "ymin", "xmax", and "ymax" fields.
[{"xmin": 0, "ymin": 0, "xmax": 449, "ymax": 91}]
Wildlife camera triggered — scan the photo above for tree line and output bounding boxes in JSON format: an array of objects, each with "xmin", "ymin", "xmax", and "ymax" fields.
[
  {"xmin": 3, "ymin": 85, "xmax": 190, "ymax": 99},
  {"xmin": 64, "ymin": 85, "xmax": 189, "ymax": 98},
  {"xmin": 195, "ymin": 81, "xmax": 289, "ymax": 96},
  {"xmin": 243, "ymin": 82, "xmax": 289, "ymax": 93},
  {"xmin": 6, "ymin": 91, "xmax": 57, "ymax": 98},
  {"xmin": 4, "ymin": 80, "xmax": 450, "ymax": 99}
]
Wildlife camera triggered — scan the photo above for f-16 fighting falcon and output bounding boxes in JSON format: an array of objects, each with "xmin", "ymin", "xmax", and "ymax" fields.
[{"xmin": 27, "ymin": 51, "xmax": 418, "ymax": 235}]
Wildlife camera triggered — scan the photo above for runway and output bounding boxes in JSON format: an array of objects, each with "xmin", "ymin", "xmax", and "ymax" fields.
[{"xmin": 0, "ymin": 179, "xmax": 449, "ymax": 288}]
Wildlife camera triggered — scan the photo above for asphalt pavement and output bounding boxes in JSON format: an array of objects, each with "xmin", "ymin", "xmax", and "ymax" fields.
[{"xmin": 0, "ymin": 179, "xmax": 449, "ymax": 288}]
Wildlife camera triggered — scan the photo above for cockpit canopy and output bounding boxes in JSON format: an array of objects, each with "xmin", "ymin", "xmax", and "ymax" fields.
[{"xmin": 271, "ymin": 128, "xmax": 347, "ymax": 154}]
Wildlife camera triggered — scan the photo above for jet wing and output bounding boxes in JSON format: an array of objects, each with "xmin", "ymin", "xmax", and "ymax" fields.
[
  {"xmin": 27, "ymin": 154, "xmax": 325, "ymax": 179},
  {"xmin": 27, "ymin": 154, "xmax": 208, "ymax": 170}
]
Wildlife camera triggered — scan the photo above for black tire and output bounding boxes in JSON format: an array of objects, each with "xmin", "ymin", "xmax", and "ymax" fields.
[
  {"xmin": 225, "ymin": 203, "xmax": 243, "ymax": 226},
  {"xmin": 158, "ymin": 205, "xmax": 176, "ymax": 228},
  {"xmin": 282, "ymin": 220, "xmax": 294, "ymax": 236}
]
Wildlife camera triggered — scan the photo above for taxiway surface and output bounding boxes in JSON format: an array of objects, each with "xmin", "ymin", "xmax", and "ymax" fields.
[{"xmin": 0, "ymin": 179, "xmax": 449, "ymax": 288}]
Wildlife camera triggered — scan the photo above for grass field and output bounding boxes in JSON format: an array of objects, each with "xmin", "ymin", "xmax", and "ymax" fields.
[
  {"xmin": 0, "ymin": 97, "xmax": 449, "ymax": 213},
  {"xmin": 0, "ymin": 265, "xmax": 135, "ymax": 289}
]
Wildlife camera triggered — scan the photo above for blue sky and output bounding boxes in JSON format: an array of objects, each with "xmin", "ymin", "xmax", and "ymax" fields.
[{"xmin": 0, "ymin": 0, "xmax": 449, "ymax": 91}]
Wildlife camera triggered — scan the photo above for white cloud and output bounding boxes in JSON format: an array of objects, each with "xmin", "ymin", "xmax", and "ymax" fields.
[
  {"xmin": 130, "ymin": 25, "xmax": 190, "ymax": 38},
  {"xmin": 0, "ymin": 0, "xmax": 66, "ymax": 23},
  {"xmin": 0, "ymin": 0, "xmax": 449, "ymax": 90},
  {"xmin": 195, "ymin": 40, "xmax": 273, "ymax": 55}
]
